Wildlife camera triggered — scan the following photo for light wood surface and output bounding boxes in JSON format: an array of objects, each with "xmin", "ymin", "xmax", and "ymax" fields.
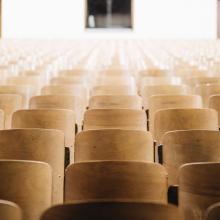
[{"xmin": 0, "ymin": 200, "xmax": 22, "ymax": 220}]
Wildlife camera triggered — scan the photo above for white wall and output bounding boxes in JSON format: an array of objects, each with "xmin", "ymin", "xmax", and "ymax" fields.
[{"xmin": 2, "ymin": 0, "xmax": 218, "ymax": 39}]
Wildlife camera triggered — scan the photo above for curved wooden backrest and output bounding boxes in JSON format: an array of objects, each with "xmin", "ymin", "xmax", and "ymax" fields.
[
  {"xmin": 162, "ymin": 130, "xmax": 220, "ymax": 185},
  {"xmin": 12, "ymin": 109, "xmax": 75, "ymax": 147},
  {"xmin": 179, "ymin": 163, "xmax": 220, "ymax": 220},
  {"xmin": 209, "ymin": 95, "xmax": 220, "ymax": 127},
  {"xmin": 0, "ymin": 160, "xmax": 52, "ymax": 220},
  {"xmin": 149, "ymin": 95, "xmax": 202, "ymax": 131},
  {"xmin": 0, "ymin": 85, "xmax": 34, "ymax": 108},
  {"xmin": 83, "ymin": 109, "xmax": 147, "ymax": 131},
  {"xmin": 205, "ymin": 203, "xmax": 220, "ymax": 220},
  {"xmin": 59, "ymin": 69, "xmax": 90, "ymax": 77},
  {"xmin": 95, "ymin": 76, "xmax": 135, "ymax": 87},
  {"xmin": 0, "ymin": 128, "xmax": 64, "ymax": 204},
  {"xmin": 75, "ymin": 129, "xmax": 153, "ymax": 162},
  {"xmin": 89, "ymin": 95, "xmax": 142, "ymax": 110},
  {"xmin": 40, "ymin": 202, "xmax": 179, "ymax": 220},
  {"xmin": 29, "ymin": 95, "xmax": 84, "ymax": 125},
  {"xmin": 195, "ymin": 84, "xmax": 220, "ymax": 107},
  {"xmin": 91, "ymin": 85, "xmax": 137, "ymax": 96},
  {"xmin": 142, "ymin": 85, "xmax": 189, "ymax": 109},
  {"xmin": 65, "ymin": 161, "xmax": 167, "ymax": 203},
  {"xmin": 154, "ymin": 108, "xmax": 218, "ymax": 143},
  {"xmin": 185, "ymin": 77, "xmax": 220, "ymax": 87},
  {"xmin": 0, "ymin": 94, "xmax": 22, "ymax": 129},
  {"xmin": 50, "ymin": 76, "xmax": 86, "ymax": 84},
  {"xmin": 0, "ymin": 200, "xmax": 22, "ymax": 220}
]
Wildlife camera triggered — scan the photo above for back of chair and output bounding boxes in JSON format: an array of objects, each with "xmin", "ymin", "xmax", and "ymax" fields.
[
  {"xmin": 205, "ymin": 203, "xmax": 220, "ymax": 220},
  {"xmin": 162, "ymin": 130, "xmax": 220, "ymax": 185},
  {"xmin": 12, "ymin": 109, "xmax": 75, "ymax": 147},
  {"xmin": 0, "ymin": 200, "xmax": 22, "ymax": 220},
  {"xmin": 0, "ymin": 129, "xmax": 65, "ymax": 204},
  {"xmin": 41, "ymin": 202, "xmax": 179, "ymax": 220},
  {"xmin": 75, "ymin": 129, "xmax": 153, "ymax": 162},
  {"xmin": 89, "ymin": 95, "xmax": 142, "ymax": 109},
  {"xmin": 209, "ymin": 95, "xmax": 220, "ymax": 128},
  {"xmin": 83, "ymin": 109, "xmax": 147, "ymax": 131},
  {"xmin": 179, "ymin": 163, "xmax": 220, "ymax": 220},
  {"xmin": 154, "ymin": 108, "xmax": 218, "ymax": 143},
  {"xmin": 65, "ymin": 161, "xmax": 167, "ymax": 203},
  {"xmin": 0, "ymin": 160, "xmax": 52, "ymax": 220}
]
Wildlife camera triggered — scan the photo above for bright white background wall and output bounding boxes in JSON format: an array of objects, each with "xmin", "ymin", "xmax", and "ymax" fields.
[{"xmin": 2, "ymin": 0, "xmax": 218, "ymax": 39}]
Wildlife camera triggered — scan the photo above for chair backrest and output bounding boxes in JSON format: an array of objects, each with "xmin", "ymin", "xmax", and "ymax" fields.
[
  {"xmin": 149, "ymin": 95, "xmax": 202, "ymax": 131},
  {"xmin": 75, "ymin": 129, "xmax": 153, "ymax": 162},
  {"xmin": 0, "ymin": 129, "xmax": 64, "ymax": 204},
  {"xmin": 205, "ymin": 203, "xmax": 220, "ymax": 220},
  {"xmin": 162, "ymin": 130, "xmax": 220, "ymax": 185},
  {"xmin": 0, "ymin": 160, "xmax": 52, "ymax": 220},
  {"xmin": 0, "ymin": 94, "xmax": 22, "ymax": 129},
  {"xmin": 95, "ymin": 76, "xmax": 135, "ymax": 87},
  {"xmin": 50, "ymin": 76, "xmax": 87, "ymax": 85},
  {"xmin": 179, "ymin": 163, "xmax": 220, "ymax": 220},
  {"xmin": 40, "ymin": 202, "xmax": 179, "ymax": 220},
  {"xmin": 185, "ymin": 77, "xmax": 220, "ymax": 87},
  {"xmin": 89, "ymin": 95, "xmax": 142, "ymax": 110},
  {"xmin": 0, "ymin": 200, "xmax": 22, "ymax": 220},
  {"xmin": 142, "ymin": 85, "xmax": 189, "ymax": 109},
  {"xmin": 83, "ymin": 109, "xmax": 147, "ymax": 131},
  {"xmin": 12, "ymin": 109, "xmax": 75, "ymax": 147},
  {"xmin": 91, "ymin": 85, "xmax": 137, "ymax": 96},
  {"xmin": 65, "ymin": 161, "xmax": 167, "ymax": 203},
  {"xmin": 209, "ymin": 95, "xmax": 220, "ymax": 128},
  {"xmin": 29, "ymin": 95, "xmax": 84, "ymax": 125},
  {"xmin": 154, "ymin": 108, "xmax": 218, "ymax": 143}
]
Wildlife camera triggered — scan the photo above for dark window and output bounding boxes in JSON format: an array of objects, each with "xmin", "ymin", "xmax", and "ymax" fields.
[{"xmin": 86, "ymin": 0, "xmax": 132, "ymax": 29}]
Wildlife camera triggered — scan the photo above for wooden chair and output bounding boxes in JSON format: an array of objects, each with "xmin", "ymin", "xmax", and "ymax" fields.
[
  {"xmin": 0, "ymin": 128, "xmax": 64, "ymax": 204},
  {"xmin": 12, "ymin": 109, "xmax": 76, "ymax": 147},
  {"xmin": 95, "ymin": 76, "xmax": 135, "ymax": 87},
  {"xmin": 29, "ymin": 95, "xmax": 84, "ymax": 125},
  {"xmin": 91, "ymin": 85, "xmax": 137, "ymax": 96},
  {"xmin": 154, "ymin": 108, "xmax": 218, "ymax": 143},
  {"xmin": 50, "ymin": 76, "xmax": 87, "ymax": 86},
  {"xmin": 0, "ymin": 94, "xmax": 22, "ymax": 129},
  {"xmin": 209, "ymin": 95, "xmax": 220, "ymax": 128},
  {"xmin": 179, "ymin": 163, "xmax": 220, "ymax": 220},
  {"xmin": 162, "ymin": 130, "xmax": 220, "ymax": 185},
  {"xmin": 205, "ymin": 203, "xmax": 220, "ymax": 220},
  {"xmin": 83, "ymin": 109, "xmax": 147, "ymax": 131},
  {"xmin": 195, "ymin": 84, "xmax": 220, "ymax": 107},
  {"xmin": 149, "ymin": 95, "xmax": 202, "ymax": 132},
  {"xmin": 40, "ymin": 202, "xmax": 179, "ymax": 220},
  {"xmin": 142, "ymin": 85, "xmax": 190, "ymax": 110},
  {"xmin": 65, "ymin": 161, "xmax": 167, "ymax": 203},
  {"xmin": 0, "ymin": 160, "xmax": 52, "ymax": 220},
  {"xmin": 0, "ymin": 85, "xmax": 34, "ymax": 108},
  {"xmin": 89, "ymin": 95, "xmax": 142, "ymax": 110},
  {"xmin": 185, "ymin": 76, "xmax": 220, "ymax": 87},
  {"xmin": 0, "ymin": 200, "xmax": 22, "ymax": 220},
  {"xmin": 75, "ymin": 129, "xmax": 153, "ymax": 162}
]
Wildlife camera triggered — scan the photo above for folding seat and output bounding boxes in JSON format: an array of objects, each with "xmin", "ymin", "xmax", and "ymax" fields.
[
  {"xmin": 89, "ymin": 95, "xmax": 142, "ymax": 110},
  {"xmin": 149, "ymin": 95, "xmax": 202, "ymax": 132},
  {"xmin": 0, "ymin": 85, "xmax": 34, "ymax": 108},
  {"xmin": 7, "ymin": 75, "xmax": 43, "ymax": 95},
  {"xmin": 75, "ymin": 129, "xmax": 153, "ymax": 162},
  {"xmin": 209, "ymin": 95, "xmax": 220, "ymax": 128},
  {"xmin": 83, "ymin": 109, "xmax": 147, "ymax": 131},
  {"xmin": 154, "ymin": 108, "xmax": 218, "ymax": 143},
  {"xmin": 142, "ymin": 84, "xmax": 190, "ymax": 110},
  {"xmin": 161, "ymin": 130, "xmax": 220, "ymax": 185},
  {"xmin": 205, "ymin": 203, "xmax": 220, "ymax": 220},
  {"xmin": 0, "ymin": 129, "xmax": 64, "ymax": 204},
  {"xmin": 91, "ymin": 85, "xmax": 137, "ymax": 96},
  {"xmin": 195, "ymin": 84, "xmax": 220, "ymax": 107},
  {"xmin": 184, "ymin": 76, "xmax": 220, "ymax": 87},
  {"xmin": 59, "ymin": 69, "xmax": 91, "ymax": 77},
  {"xmin": 0, "ymin": 94, "xmax": 22, "ymax": 129},
  {"xmin": 29, "ymin": 95, "xmax": 84, "ymax": 125},
  {"xmin": 40, "ymin": 202, "xmax": 179, "ymax": 220},
  {"xmin": 65, "ymin": 161, "xmax": 167, "ymax": 203},
  {"xmin": 179, "ymin": 163, "xmax": 220, "ymax": 220},
  {"xmin": 50, "ymin": 76, "xmax": 87, "ymax": 87},
  {"xmin": 0, "ymin": 200, "xmax": 22, "ymax": 220},
  {"xmin": 0, "ymin": 160, "xmax": 52, "ymax": 220},
  {"xmin": 41, "ymin": 85, "xmax": 88, "ymax": 108},
  {"xmin": 12, "ymin": 109, "xmax": 76, "ymax": 147}
]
